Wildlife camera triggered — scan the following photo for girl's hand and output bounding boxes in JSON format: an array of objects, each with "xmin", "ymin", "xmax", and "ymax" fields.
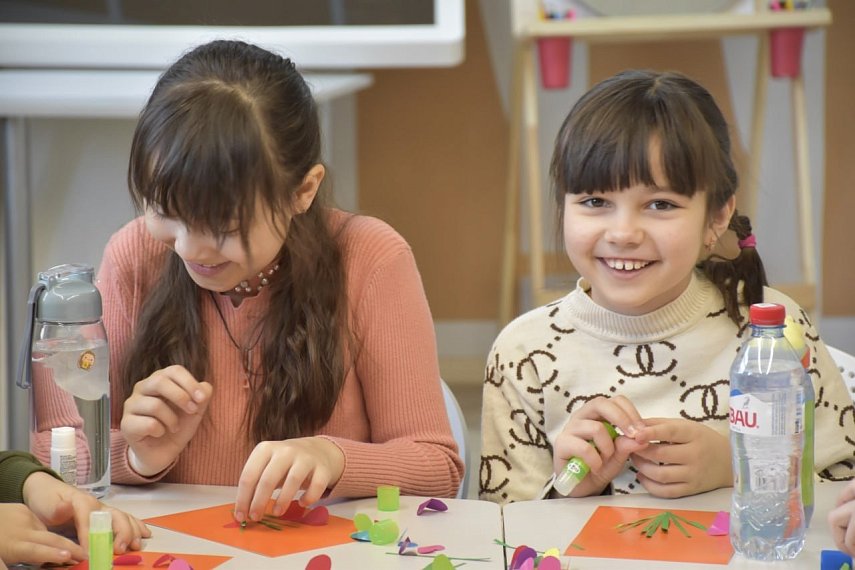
[
  {"xmin": 120, "ymin": 365, "xmax": 213, "ymax": 476},
  {"xmin": 553, "ymin": 396, "xmax": 649, "ymax": 497},
  {"xmin": 829, "ymin": 480, "xmax": 855, "ymax": 555},
  {"xmin": 0, "ymin": 503, "xmax": 84, "ymax": 566},
  {"xmin": 22, "ymin": 472, "xmax": 150, "ymax": 553},
  {"xmin": 234, "ymin": 437, "xmax": 346, "ymax": 523},
  {"xmin": 630, "ymin": 417, "xmax": 732, "ymax": 498}
]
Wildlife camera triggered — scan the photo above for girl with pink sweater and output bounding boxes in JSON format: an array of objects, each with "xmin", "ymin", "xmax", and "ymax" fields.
[{"xmin": 35, "ymin": 40, "xmax": 462, "ymax": 525}]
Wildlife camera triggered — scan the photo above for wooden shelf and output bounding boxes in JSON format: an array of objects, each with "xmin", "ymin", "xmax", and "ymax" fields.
[{"xmin": 524, "ymin": 9, "xmax": 831, "ymax": 42}]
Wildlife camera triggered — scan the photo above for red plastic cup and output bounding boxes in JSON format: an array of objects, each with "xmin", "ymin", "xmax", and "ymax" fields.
[
  {"xmin": 536, "ymin": 37, "xmax": 572, "ymax": 89},
  {"xmin": 770, "ymin": 27, "xmax": 805, "ymax": 78}
]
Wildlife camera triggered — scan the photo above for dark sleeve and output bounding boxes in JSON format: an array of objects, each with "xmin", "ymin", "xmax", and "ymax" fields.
[{"xmin": 0, "ymin": 451, "xmax": 61, "ymax": 503}]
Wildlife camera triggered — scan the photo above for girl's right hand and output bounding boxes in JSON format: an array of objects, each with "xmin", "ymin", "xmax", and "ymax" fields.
[
  {"xmin": 552, "ymin": 395, "xmax": 649, "ymax": 497},
  {"xmin": 120, "ymin": 365, "xmax": 213, "ymax": 476}
]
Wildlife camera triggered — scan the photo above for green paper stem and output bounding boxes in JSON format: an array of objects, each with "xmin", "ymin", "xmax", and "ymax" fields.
[
  {"xmin": 569, "ymin": 542, "xmax": 585, "ymax": 551},
  {"xmin": 387, "ymin": 552, "xmax": 491, "ymax": 562},
  {"xmin": 616, "ymin": 511, "xmax": 706, "ymax": 539},
  {"xmin": 492, "ymin": 538, "xmax": 547, "ymax": 554}
]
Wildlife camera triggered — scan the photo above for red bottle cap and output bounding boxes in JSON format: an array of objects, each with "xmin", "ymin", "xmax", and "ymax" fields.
[{"xmin": 749, "ymin": 303, "xmax": 786, "ymax": 326}]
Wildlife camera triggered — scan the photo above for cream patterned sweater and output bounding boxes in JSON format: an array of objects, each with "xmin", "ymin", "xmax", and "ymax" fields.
[{"xmin": 480, "ymin": 272, "xmax": 855, "ymax": 505}]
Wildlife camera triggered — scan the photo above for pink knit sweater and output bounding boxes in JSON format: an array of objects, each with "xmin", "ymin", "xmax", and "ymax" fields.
[{"xmin": 35, "ymin": 211, "xmax": 462, "ymax": 499}]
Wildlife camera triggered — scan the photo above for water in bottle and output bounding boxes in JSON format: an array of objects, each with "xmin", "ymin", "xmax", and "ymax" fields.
[{"xmin": 729, "ymin": 302, "xmax": 805, "ymax": 561}]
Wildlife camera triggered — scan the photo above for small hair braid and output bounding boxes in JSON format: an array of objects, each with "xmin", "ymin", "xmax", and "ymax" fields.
[{"xmin": 699, "ymin": 209, "xmax": 768, "ymax": 324}]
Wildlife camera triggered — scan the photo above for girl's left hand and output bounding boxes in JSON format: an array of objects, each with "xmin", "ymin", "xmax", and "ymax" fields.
[
  {"xmin": 630, "ymin": 418, "xmax": 732, "ymax": 498},
  {"xmin": 234, "ymin": 437, "xmax": 345, "ymax": 524}
]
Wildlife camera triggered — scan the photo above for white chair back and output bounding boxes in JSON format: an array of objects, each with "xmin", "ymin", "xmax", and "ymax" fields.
[
  {"xmin": 827, "ymin": 345, "xmax": 855, "ymax": 400},
  {"xmin": 441, "ymin": 380, "xmax": 471, "ymax": 499}
]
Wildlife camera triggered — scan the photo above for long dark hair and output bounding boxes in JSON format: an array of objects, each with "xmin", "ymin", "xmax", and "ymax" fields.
[
  {"xmin": 550, "ymin": 69, "xmax": 766, "ymax": 324},
  {"xmin": 122, "ymin": 40, "xmax": 349, "ymax": 441}
]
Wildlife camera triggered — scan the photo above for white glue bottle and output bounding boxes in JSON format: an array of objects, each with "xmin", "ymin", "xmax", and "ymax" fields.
[{"xmin": 51, "ymin": 426, "xmax": 78, "ymax": 485}]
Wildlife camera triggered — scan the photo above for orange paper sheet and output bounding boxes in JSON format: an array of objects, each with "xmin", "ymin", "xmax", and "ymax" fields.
[
  {"xmin": 566, "ymin": 506, "xmax": 734, "ymax": 565},
  {"xmin": 69, "ymin": 551, "xmax": 231, "ymax": 569},
  {"xmin": 144, "ymin": 502, "xmax": 354, "ymax": 557}
]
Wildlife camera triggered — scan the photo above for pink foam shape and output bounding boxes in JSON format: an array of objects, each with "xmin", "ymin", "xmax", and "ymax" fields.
[
  {"xmin": 417, "ymin": 545, "xmax": 445, "ymax": 554},
  {"xmin": 707, "ymin": 511, "xmax": 730, "ymax": 536},
  {"xmin": 166, "ymin": 559, "xmax": 193, "ymax": 570},
  {"xmin": 112, "ymin": 554, "xmax": 143, "ymax": 565}
]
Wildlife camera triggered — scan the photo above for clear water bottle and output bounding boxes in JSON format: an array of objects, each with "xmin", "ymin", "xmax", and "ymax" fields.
[
  {"xmin": 17, "ymin": 264, "xmax": 111, "ymax": 498},
  {"xmin": 729, "ymin": 303, "xmax": 805, "ymax": 560}
]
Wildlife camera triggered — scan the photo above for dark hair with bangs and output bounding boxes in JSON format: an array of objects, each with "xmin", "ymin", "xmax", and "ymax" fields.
[
  {"xmin": 121, "ymin": 39, "xmax": 351, "ymax": 442},
  {"xmin": 550, "ymin": 69, "xmax": 766, "ymax": 324}
]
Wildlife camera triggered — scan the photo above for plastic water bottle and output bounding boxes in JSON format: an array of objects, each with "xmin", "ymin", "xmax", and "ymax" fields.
[
  {"xmin": 729, "ymin": 303, "xmax": 805, "ymax": 561},
  {"xmin": 17, "ymin": 264, "xmax": 111, "ymax": 498}
]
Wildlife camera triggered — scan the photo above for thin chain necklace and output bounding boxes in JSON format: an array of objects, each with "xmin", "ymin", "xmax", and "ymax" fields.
[{"xmin": 208, "ymin": 290, "xmax": 263, "ymax": 385}]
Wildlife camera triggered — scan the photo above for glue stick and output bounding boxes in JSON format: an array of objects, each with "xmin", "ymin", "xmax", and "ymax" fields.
[
  {"xmin": 553, "ymin": 421, "xmax": 619, "ymax": 496},
  {"xmin": 89, "ymin": 510, "xmax": 113, "ymax": 570}
]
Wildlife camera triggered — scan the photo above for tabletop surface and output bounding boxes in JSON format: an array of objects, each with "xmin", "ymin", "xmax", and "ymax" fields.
[
  {"xmin": 104, "ymin": 483, "xmax": 503, "ymax": 569},
  {"xmin": 503, "ymin": 480, "xmax": 848, "ymax": 569}
]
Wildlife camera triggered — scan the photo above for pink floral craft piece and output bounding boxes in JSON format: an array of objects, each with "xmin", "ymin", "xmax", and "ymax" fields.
[{"xmin": 113, "ymin": 554, "xmax": 143, "ymax": 565}]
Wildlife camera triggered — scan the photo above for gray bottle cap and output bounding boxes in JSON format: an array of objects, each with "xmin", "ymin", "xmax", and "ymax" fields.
[{"xmin": 36, "ymin": 263, "xmax": 103, "ymax": 323}]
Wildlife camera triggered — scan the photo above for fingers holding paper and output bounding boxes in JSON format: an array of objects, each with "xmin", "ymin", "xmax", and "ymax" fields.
[{"xmin": 234, "ymin": 437, "xmax": 345, "ymax": 524}]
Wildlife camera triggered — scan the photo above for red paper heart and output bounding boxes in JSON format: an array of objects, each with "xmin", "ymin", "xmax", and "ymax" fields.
[
  {"xmin": 300, "ymin": 506, "xmax": 329, "ymax": 526},
  {"xmin": 113, "ymin": 554, "xmax": 143, "ymax": 565},
  {"xmin": 153, "ymin": 553, "xmax": 176, "ymax": 567},
  {"xmin": 305, "ymin": 554, "xmax": 332, "ymax": 570},
  {"xmin": 279, "ymin": 501, "xmax": 307, "ymax": 521}
]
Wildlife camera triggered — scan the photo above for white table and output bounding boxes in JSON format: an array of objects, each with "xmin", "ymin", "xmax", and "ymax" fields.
[
  {"xmin": 503, "ymin": 481, "xmax": 848, "ymax": 569},
  {"xmin": 103, "ymin": 483, "xmax": 503, "ymax": 569}
]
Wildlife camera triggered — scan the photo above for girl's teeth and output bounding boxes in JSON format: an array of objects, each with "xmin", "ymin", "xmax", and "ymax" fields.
[{"xmin": 607, "ymin": 259, "xmax": 649, "ymax": 271}]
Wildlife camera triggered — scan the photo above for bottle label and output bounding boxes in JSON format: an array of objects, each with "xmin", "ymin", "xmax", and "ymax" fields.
[{"xmin": 729, "ymin": 393, "xmax": 802, "ymax": 436}]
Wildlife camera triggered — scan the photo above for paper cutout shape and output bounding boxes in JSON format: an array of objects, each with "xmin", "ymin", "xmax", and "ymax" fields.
[
  {"xmin": 510, "ymin": 545, "xmax": 537, "ymax": 569},
  {"xmin": 538, "ymin": 557, "xmax": 561, "ymax": 570},
  {"xmin": 418, "ymin": 545, "xmax": 445, "ymax": 554},
  {"xmin": 351, "ymin": 530, "xmax": 371, "ymax": 541},
  {"xmin": 707, "ymin": 511, "xmax": 730, "ymax": 536},
  {"xmin": 305, "ymin": 554, "xmax": 332, "ymax": 570},
  {"xmin": 567, "ymin": 506, "xmax": 733, "ymax": 565},
  {"xmin": 154, "ymin": 554, "xmax": 176, "ymax": 567},
  {"xmin": 144, "ymin": 502, "xmax": 353, "ymax": 558},
  {"xmin": 417, "ymin": 498, "xmax": 448, "ymax": 516},
  {"xmin": 69, "ymin": 551, "xmax": 230, "ymax": 570},
  {"xmin": 113, "ymin": 554, "xmax": 143, "ymax": 565},
  {"xmin": 167, "ymin": 560, "xmax": 192, "ymax": 570}
]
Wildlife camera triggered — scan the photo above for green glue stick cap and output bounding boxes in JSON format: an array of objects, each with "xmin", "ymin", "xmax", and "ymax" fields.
[
  {"xmin": 377, "ymin": 484, "xmax": 400, "ymax": 511},
  {"xmin": 553, "ymin": 421, "xmax": 619, "ymax": 496},
  {"xmin": 89, "ymin": 511, "xmax": 113, "ymax": 570}
]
